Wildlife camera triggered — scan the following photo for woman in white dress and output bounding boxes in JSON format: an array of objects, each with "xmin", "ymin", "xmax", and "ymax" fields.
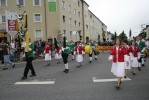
[
  {"xmin": 129, "ymin": 40, "xmax": 140, "ymax": 75},
  {"xmin": 55, "ymin": 46, "xmax": 62, "ymax": 64},
  {"xmin": 109, "ymin": 38, "xmax": 127, "ymax": 89},
  {"xmin": 44, "ymin": 42, "xmax": 51, "ymax": 66},
  {"xmin": 74, "ymin": 42, "xmax": 84, "ymax": 68},
  {"xmin": 122, "ymin": 41, "xmax": 131, "ymax": 78}
]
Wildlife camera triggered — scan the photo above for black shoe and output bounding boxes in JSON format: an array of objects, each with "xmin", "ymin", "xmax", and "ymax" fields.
[
  {"xmin": 66, "ymin": 69, "xmax": 69, "ymax": 73},
  {"xmin": 142, "ymin": 64, "xmax": 145, "ymax": 67},
  {"xmin": 64, "ymin": 69, "xmax": 69, "ymax": 73},
  {"xmin": 138, "ymin": 67, "xmax": 141, "ymax": 71},
  {"xmin": 30, "ymin": 74, "xmax": 36, "ymax": 77},
  {"xmin": 12, "ymin": 64, "xmax": 15, "ymax": 68},
  {"xmin": 46, "ymin": 63, "xmax": 50, "ymax": 66},
  {"xmin": 124, "ymin": 76, "xmax": 127, "ymax": 78},
  {"xmin": 133, "ymin": 72, "xmax": 136, "ymax": 75},
  {"xmin": 95, "ymin": 58, "xmax": 97, "ymax": 60},
  {"xmin": 116, "ymin": 85, "xmax": 120, "ymax": 89},
  {"xmin": 89, "ymin": 61, "xmax": 92, "ymax": 63},
  {"xmin": 21, "ymin": 76, "xmax": 27, "ymax": 80},
  {"xmin": 63, "ymin": 69, "xmax": 67, "ymax": 72},
  {"xmin": 2, "ymin": 68, "xmax": 8, "ymax": 70}
]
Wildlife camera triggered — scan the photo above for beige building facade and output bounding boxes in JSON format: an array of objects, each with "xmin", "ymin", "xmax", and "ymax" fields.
[{"xmin": 0, "ymin": 0, "xmax": 107, "ymax": 43}]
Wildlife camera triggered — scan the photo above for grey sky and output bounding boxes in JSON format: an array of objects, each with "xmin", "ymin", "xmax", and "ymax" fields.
[{"xmin": 85, "ymin": 0, "xmax": 149, "ymax": 36}]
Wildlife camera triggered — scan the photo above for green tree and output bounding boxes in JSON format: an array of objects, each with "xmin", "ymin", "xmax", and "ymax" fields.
[{"xmin": 119, "ymin": 31, "xmax": 128, "ymax": 41}]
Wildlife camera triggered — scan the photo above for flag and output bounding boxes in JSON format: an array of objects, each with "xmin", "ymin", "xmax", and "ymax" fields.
[
  {"xmin": 16, "ymin": 19, "xmax": 20, "ymax": 31},
  {"xmin": 23, "ymin": 14, "xmax": 27, "ymax": 28},
  {"xmin": 25, "ymin": 32, "xmax": 29, "ymax": 52}
]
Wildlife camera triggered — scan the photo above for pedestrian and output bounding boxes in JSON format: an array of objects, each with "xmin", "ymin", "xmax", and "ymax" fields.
[
  {"xmin": 88, "ymin": 41, "xmax": 94, "ymax": 63},
  {"xmin": 62, "ymin": 36, "xmax": 70, "ymax": 73},
  {"xmin": 109, "ymin": 38, "xmax": 127, "ymax": 89},
  {"xmin": 21, "ymin": 38, "xmax": 36, "ymax": 80},
  {"xmin": 44, "ymin": 41, "xmax": 52, "ymax": 66},
  {"xmin": 0, "ymin": 43, "xmax": 15, "ymax": 70},
  {"xmin": 122, "ymin": 41, "xmax": 131, "ymax": 78},
  {"xmin": 130, "ymin": 40, "xmax": 140, "ymax": 75},
  {"xmin": 70, "ymin": 40, "xmax": 75, "ymax": 60},
  {"xmin": 54, "ymin": 38, "xmax": 62, "ymax": 64},
  {"xmin": 136, "ymin": 36, "xmax": 145, "ymax": 69},
  {"xmin": 55, "ymin": 45, "xmax": 62, "ymax": 64},
  {"xmin": 74, "ymin": 41, "xmax": 84, "ymax": 68}
]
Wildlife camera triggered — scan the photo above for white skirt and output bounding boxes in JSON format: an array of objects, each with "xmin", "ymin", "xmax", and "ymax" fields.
[
  {"xmin": 131, "ymin": 57, "xmax": 139, "ymax": 68},
  {"xmin": 124, "ymin": 56, "xmax": 131, "ymax": 69},
  {"xmin": 55, "ymin": 53, "xmax": 62, "ymax": 59},
  {"xmin": 76, "ymin": 54, "xmax": 83, "ymax": 62},
  {"xmin": 45, "ymin": 53, "xmax": 51, "ymax": 61},
  {"xmin": 111, "ymin": 62, "xmax": 125, "ymax": 77}
]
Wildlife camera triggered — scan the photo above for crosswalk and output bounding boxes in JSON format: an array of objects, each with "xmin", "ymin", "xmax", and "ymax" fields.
[
  {"xmin": 14, "ymin": 77, "xmax": 132, "ymax": 85},
  {"xmin": 92, "ymin": 77, "xmax": 131, "ymax": 83},
  {"xmin": 15, "ymin": 79, "xmax": 55, "ymax": 85}
]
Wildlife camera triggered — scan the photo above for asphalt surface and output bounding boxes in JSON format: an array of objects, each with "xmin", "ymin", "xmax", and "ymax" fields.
[{"xmin": 0, "ymin": 52, "xmax": 149, "ymax": 100}]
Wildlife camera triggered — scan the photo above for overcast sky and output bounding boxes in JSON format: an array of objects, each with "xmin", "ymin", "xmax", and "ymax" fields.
[{"xmin": 85, "ymin": 0, "xmax": 149, "ymax": 36}]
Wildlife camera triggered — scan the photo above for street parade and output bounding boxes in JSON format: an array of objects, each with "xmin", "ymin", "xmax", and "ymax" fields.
[{"xmin": 0, "ymin": 0, "xmax": 149, "ymax": 100}]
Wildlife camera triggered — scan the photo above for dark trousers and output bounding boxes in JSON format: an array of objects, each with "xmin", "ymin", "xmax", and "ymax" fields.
[
  {"xmin": 89, "ymin": 54, "xmax": 92, "ymax": 57},
  {"xmin": 62, "ymin": 53, "xmax": 69, "ymax": 64},
  {"xmin": 23, "ymin": 57, "xmax": 36, "ymax": 77}
]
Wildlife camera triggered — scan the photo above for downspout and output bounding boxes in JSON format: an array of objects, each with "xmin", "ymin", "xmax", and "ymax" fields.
[{"xmin": 44, "ymin": 0, "xmax": 48, "ymax": 39}]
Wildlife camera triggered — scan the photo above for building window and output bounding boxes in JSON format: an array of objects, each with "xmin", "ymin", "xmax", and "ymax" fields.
[
  {"xmin": 63, "ymin": 30, "xmax": 66, "ymax": 36},
  {"xmin": 0, "ymin": 0, "xmax": 7, "ymax": 6},
  {"xmin": 35, "ymin": 30, "xmax": 42, "ymax": 38},
  {"xmin": 78, "ymin": 12, "xmax": 80, "ymax": 17},
  {"xmin": 34, "ymin": 14, "xmax": 42, "ymax": 22},
  {"xmin": 74, "ymin": 20, "xmax": 77, "ymax": 26},
  {"xmin": 17, "ymin": 0, "xmax": 25, "ymax": 6},
  {"xmin": 69, "ymin": 18, "xmax": 71, "ymax": 25},
  {"xmin": 78, "ymin": 1, "xmax": 80, "ymax": 7},
  {"xmin": 1, "ymin": 15, "xmax": 6, "ymax": 23},
  {"xmin": 62, "ymin": 15, "xmax": 66, "ymax": 23},
  {"xmin": 79, "ymin": 22, "xmax": 80, "ymax": 27},
  {"xmin": 62, "ymin": 0, "xmax": 65, "ymax": 9},
  {"xmin": 86, "ymin": 25, "xmax": 88, "ymax": 29},
  {"xmin": 90, "ymin": 14, "xmax": 92, "ymax": 18},
  {"xmin": 33, "ymin": 0, "xmax": 41, "ymax": 6},
  {"xmin": 70, "ymin": 31, "xmax": 72, "ymax": 37},
  {"xmin": 68, "ymin": 5, "xmax": 71, "ymax": 12},
  {"xmin": 74, "ymin": 9, "xmax": 76, "ymax": 15}
]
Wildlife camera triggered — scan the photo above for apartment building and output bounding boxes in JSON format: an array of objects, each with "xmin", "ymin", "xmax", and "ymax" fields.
[{"xmin": 0, "ymin": 0, "xmax": 107, "ymax": 43}]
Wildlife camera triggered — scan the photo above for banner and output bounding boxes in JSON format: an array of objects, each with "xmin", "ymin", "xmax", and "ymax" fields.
[
  {"xmin": 5, "ymin": 10, "xmax": 18, "ymax": 36},
  {"xmin": 48, "ymin": 0, "xmax": 57, "ymax": 12}
]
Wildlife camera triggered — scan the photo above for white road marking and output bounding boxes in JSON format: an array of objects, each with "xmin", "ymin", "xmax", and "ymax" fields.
[
  {"xmin": 92, "ymin": 77, "xmax": 131, "ymax": 83},
  {"xmin": 15, "ymin": 80, "xmax": 55, "ymax": 85}
]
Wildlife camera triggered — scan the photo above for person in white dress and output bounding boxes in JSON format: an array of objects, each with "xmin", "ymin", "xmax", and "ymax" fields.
[
  {"xmin": 129, "ymin": 40, "xmax": 141, "ymax": 75},
  {"xmin": 44, "ymin": 42, "xmax": 51, "ymax": 66},
  {"xmin": 74, "ymin": 42, "xmax": 85, "ymax": 68},
  {"xmin": 55, "ymin": 45, "xmax": 62, "ymax": 64},
  {"xmin": 109, "ymin": 38, "xmax": 127, "ymax": 89},
  {"xmin": 122, "ymin": 41, "xmax": 131, "ymax": 78}
]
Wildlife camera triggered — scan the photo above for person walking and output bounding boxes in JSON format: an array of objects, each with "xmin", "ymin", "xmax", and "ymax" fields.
[
  {"xmin": 62, "ymin": 37, "xmax": 70, "ymax": 73},
  {"xmin": 44, "ymin": 41, "xmax": 52, "ymax": 66},
  {"xmin": 109, "ymin": 38, "xmax": 127, "ymax": 89},
  {"xmin": 0, "ymin": 43, "xmax": 15, "ymax": 70},
  {"xmin": 130, "ymin": 40, "xmax": 140, "ymax": 75},
  {"xmin": 21, "ymin": 38, "xmax": 36, "ymax": 80},
  {"xmin": 74, "ymin": 42, "xmax": 84, "ymax": 68}
]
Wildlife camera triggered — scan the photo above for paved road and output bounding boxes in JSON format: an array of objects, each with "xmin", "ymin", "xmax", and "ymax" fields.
[{"xmin": 0, "ymin": 52, "xmax": 149, "ymax": 100}]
